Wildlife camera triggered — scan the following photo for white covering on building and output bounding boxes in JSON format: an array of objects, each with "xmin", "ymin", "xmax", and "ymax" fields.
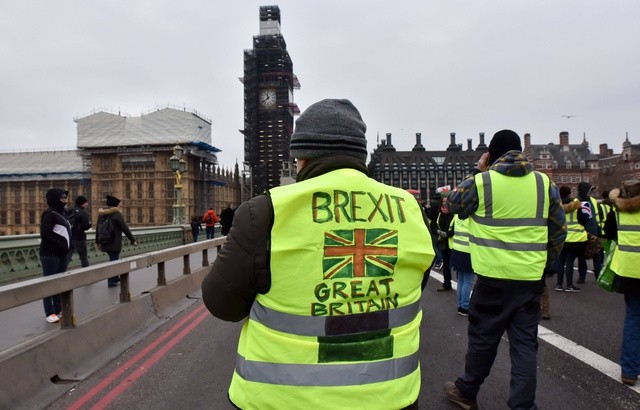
[{"xmin": 75, "ymin": 107, "xmax": 212, "ymax": 148}]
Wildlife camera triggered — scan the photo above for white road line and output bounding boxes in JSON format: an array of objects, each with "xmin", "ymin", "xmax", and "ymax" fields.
[{"xmin": 429, "ymin": 269, "xmax": 640, "ymax": 393}]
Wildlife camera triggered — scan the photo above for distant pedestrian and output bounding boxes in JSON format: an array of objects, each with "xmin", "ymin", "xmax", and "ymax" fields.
[
  {"xmin": 576, "ymin": 181, "xmax": 602, "ymax": 283},
  {"xmin": 219, "ymin": 203, "xmax": 235, "ymax": 236},
  {"xmin": 604, "ymin": 179, "xmax": 640, "ymax": 387},
  {"xmin": 435, "ymin": 195, "xmax": 454, "ymax": 292},
  {"xmin": 190, "ymin": 216, "xmax": 202, "ymax": 243},
  {"xmin": 445, "ymin": 130, "xmax": 566, "ymax": 409},
  {"xmin": 40, "ymin": 188, "xmax": 71, "ymax": 323},
  {"xmin": 203, "ymin": 207, "xmax": 219, "ymax": 239},
  {"xmin": 96, "ymin": 195, "xmax": 137, "ymax": 287},
  {"xmin": 65, "ymin": 195, "xmax": 92, "ymax": 268}
]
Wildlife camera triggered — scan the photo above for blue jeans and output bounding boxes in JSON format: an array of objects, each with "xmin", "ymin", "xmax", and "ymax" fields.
[
  {"xmin": 621, "ymin": 293, "xmax": 640, "ymax": 378},
  {"xmin": 456, "ymin": 270, "xmax": 475, "ymax": 310},
  {"xmin": 456, "ymin": 277, "xmax": 542, "ymax": 409},
  {"xmin": 107, "ymin": 251, "xmax": 120, "ymax": 286},
  {"xmin": 205, "ymin": 226, "xmax": 215, "ymax": 239},
  {"xmin": 41, "ymin": 254, "xmax": 69, "ymax": 317},
  {"xmin": 431, "ymin": 234, "xmax": 442, "ymax": 265}
]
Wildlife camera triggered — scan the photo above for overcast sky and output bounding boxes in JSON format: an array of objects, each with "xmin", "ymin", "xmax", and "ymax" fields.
[{"xmin": 1, "ymin": 1, "xmax": 638, "ymax": 167}]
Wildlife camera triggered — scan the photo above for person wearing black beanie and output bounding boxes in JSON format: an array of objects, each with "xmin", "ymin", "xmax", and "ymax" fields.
[
  {"xmin": 97, "ymin": 194, "xmax": 137, "ymax": 287},
  {"xmin": 202, "ymin": 98, "xmax": 435, "ymax": 409},
  {"xmin": 444, "ymin": 130, "xmax": 566, "ymax": 409}
]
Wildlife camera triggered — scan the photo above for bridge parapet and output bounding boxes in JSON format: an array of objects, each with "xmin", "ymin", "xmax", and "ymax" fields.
[{"xmin": 0, "ymin": 225, "xmax": 214, "ymax": 285}]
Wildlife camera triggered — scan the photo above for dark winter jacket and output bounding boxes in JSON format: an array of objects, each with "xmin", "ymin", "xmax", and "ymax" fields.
[
  {"xmin": 67, "ymin": 204, "xmax": 92, "ymax": 241},
  {"xmin": 40, "ymin": 188, "xmax": 71, "ymax": 257},
  {"xmin": 219, "ymin": 207, "xmax": 235, "ymax": 235},
  {"xmin": 201, "ymin": 154, "xmax": 433, "ymax": 322},
  {"xmin": 604, "ymin": 188, "xmax": 640, "ymax": 295},
  {"xmin": 96, "ymin": 206, "xmax": 136, "ymax": 252}
]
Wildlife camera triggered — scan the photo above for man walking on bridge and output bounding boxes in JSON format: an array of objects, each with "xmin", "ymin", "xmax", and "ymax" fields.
[
  {"xmin": 444, "ymin": 130, "xmax": 566, "ymax": 410},
  {"xmin": 202, "ymin": 99, "xmax": 435, "ymax": 409}
]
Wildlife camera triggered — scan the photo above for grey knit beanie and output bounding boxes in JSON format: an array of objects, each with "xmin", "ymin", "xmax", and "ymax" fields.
[{"xmin": 290, "ymin": 99, "xmax": 368, "ymax": 161}]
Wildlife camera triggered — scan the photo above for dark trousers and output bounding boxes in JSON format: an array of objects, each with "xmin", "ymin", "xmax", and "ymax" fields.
[
  {"xmin": 107, "ymin": 251, "xmax": 120, "ymax": 287},
  {"xmin": 67, "ymin": 239, "xmax": 89, "ymax": 267},
  {"xmin": 205, "ymin": 226, "xmax": 215, "ymax": 239},
  {"xmin": 441, "ymin": 247, "xmax": 452, "ymax": 289},
  {"xmin": 41, "ymin": 254, "xmax": 69, "ymax": 317},
  {"xmin": 456, "ymin": 276, "xmax": 542, "ymax": 410},
  {"xmin": 578, "ymin": 251, "xmax": 603, "ymax": 281}
]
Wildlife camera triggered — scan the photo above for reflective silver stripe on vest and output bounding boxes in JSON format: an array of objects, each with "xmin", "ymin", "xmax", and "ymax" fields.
[
  {"xmin": 618, "ymin": 245, "xmax": 640, "ymax": 252},
  {"xmin": 474, "ymin": 172, "xmax": 546, "ymax": 226},
  {"xmin": 618, "ymin": 225, "xmax": 640, "ymax": 232},
  {"xmin": 235, "ymin": 351, "xmax": 419, "ymax": 386},
  {"xmin": 250, "ymin": 300, "xmax": 421, "ymax": 337},
  {"xmin": 469, "ymin": 236, "xmax": 548, "ymax": 252}
]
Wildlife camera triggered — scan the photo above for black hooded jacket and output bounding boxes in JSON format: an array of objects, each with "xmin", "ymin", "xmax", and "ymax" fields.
[{"xmin": 40, "ymin": 189, "xmax": 71, "ymax": 257}]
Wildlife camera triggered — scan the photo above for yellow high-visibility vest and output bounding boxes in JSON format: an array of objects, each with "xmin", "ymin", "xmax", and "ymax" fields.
[
  {"xmin": 611, "ymin": 211, "xmax": 640, "ymax": 279},
  {"xmin": 468, "ymin": 170, "xmax": 549, "ymax": 280},
  {"xmin": 228, "ymin": 168, "xmax": 435, "ymax": 410},
  {"xmin": 451, "ymin": 214, "xmax": 470, "ymax": 254},
  {"xmin": 565, "ymin": 201, "xmax": 588, "ymax": 243}
]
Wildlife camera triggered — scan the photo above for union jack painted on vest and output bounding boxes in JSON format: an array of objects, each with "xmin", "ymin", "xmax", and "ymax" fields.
[{"xmin": 323, "ymin": 228, "xmax": 398, "ymax": 279}]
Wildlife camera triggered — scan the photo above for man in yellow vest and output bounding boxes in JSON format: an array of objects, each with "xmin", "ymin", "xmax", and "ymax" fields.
[
  {"xmin": 202, "ymin": 99, "xmax": 435, "ymax": 409},
  {"xmin": 443, "ymin": 130, "xmax": 566, "ymax": 410},
  {"xmin": 604, "ymin": 179, "xmax": 640, "ymax": 387}
]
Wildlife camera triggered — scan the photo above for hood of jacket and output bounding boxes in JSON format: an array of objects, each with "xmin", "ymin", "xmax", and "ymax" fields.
[
  {"xmin": 46, "ymin": 188, "xmax": 68, "ymax": 213},
  {"xmin": 610, "ymin": 188, "xmax": 640, "ymax": 213},
  {"xmin": 488, "ymin": 151, "xmax": 533, "ymax": 177},
  {"xmin": 98, "ymin": 206, "xmax": 121, "ymax": 216},
  {"xmin": 577, "ymin": 182, "xmax": 592, "ymax": 200}
]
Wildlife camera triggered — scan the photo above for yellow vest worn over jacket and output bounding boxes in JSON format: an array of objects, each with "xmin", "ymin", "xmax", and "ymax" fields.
[
  {"xmin": 565, "ymin": 200, "xmax": 588, "ymax": 243},
  {"xmin": 451, "ymin": 214, "xmax": 470, "ymax": 254},
  {"xmin": 229, "ymin": 168, "xmax": 435, "ymax": 410},
  {"xmin": 611, "ymin": 211, "xmax": 640, "ymax": 279},
  {"xmin": 469, "ymin": 170, "xmax": 550, "ymax": 281}
]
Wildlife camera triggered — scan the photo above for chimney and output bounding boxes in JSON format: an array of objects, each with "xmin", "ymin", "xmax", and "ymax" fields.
[
  {"xmin": 412, "ymin": 132, "xmax": 425, "ymax": 151},
  {"xmin": 476, "ymin": 132, "xmax": 487, "ymax": 150},
  {"xmin": 559, "ymin": 131, "xmax": 569, "ymax": 147},
  {"xmin": 386, "ymin": 132, "xmax": 392, "ymax": 147},
  {"xmin": 524, "ymin": 133, "xmax": 531, "ymax": 150},
  {"xmin": 599, "ymin": 143, "xmax": 613, "ymax": 157},
  {"xmin": 467, "ymin": 138, "xmax": 472, "ymax": 151},
  {"xmin": 447, "ymin": 132, "xmax": 458, "ymax": 150}
]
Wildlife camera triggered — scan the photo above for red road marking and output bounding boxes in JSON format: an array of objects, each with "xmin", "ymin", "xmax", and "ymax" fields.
[{"xmin": 68, "ymin": 303, "xmax": 208, "ymax": 410}]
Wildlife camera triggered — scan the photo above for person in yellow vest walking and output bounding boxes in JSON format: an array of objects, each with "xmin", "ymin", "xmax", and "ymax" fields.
[
  {"xmin": 201, "ymin": 99, "xmax": 435, "ymax": 410},
  {"xmin": 444, "ymin": 130, "xmax": 566, "ymax": 410},
  {"xmin": 604, "ymin": 179, "xmax": 640, "ymax": 387}
]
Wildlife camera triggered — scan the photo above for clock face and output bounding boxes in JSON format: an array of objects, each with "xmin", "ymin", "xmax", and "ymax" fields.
[{"xmin": 259, "ymin": 89, "xmax": 277, "ymax": 109}]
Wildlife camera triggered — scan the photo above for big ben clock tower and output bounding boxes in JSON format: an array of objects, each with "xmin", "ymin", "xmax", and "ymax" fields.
[{"xmin": 241, "ymin": 5, "xmax": 300, "ymax": 198}]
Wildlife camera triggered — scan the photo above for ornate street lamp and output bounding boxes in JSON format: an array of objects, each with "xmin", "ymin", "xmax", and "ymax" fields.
[{"xmin": 169, "ymin": 143, "xmax": 186, "ymax": 224}]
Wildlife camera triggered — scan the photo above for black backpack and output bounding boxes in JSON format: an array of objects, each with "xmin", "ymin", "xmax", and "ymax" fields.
[
  {"xmin": 96, "ymin": 216, "xmax": 116, "ymax": 245},
  {"xmin": 64, "ymin": 207, "xmax": 79, "ymax": 230}
]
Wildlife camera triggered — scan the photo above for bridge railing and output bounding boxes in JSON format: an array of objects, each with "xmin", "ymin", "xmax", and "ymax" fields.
[
  {"xmin": 0, "ymin": 224, "xmax": 221, "ymax": 285},
  {"xmin": 0, "ymin": 237, "xmax": 224, "ymax": 327}
]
